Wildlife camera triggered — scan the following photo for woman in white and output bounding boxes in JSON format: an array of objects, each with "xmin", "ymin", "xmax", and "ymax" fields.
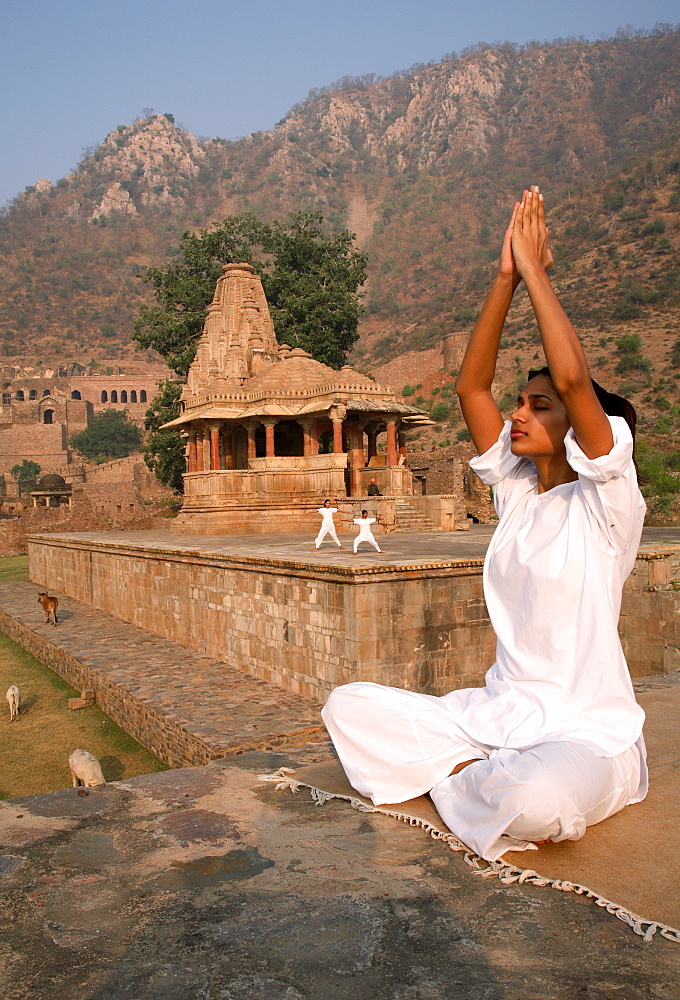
[
  {"xmin": 353, "ymin": 510, "xmax": 382, "ymax": 554},
  {"xmin": 322, "ymin": 185, "xmax": 647, "ymax": 862},
  {"xmin": 315, "ymin": 499, "xmax": 343, "ymax": 550}
]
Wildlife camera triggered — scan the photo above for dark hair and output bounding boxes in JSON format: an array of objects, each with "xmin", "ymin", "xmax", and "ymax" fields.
[
  {"xmin": 527, "ymin": 366, "xmax": 641, "ymax": 481},
  {"xmin": 362, "ymin": 509, "xmax": 368, "ymax": 515},
  {"xmin": 324, "ymin": 499, "xmax": 330, "ymax": 504}
]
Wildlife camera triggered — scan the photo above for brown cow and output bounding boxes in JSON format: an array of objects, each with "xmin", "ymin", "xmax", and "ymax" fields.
[{"xmin": 37, "ymin": 592, "xmax": 59, "ymax": 626}]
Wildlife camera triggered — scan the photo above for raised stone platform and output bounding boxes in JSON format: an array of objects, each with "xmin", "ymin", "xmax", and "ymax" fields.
[
  {"xmin": 27, "ymin": 527, "xmax": 680, "ymax": 704},
  {"xmin": 0, "ymin": 582, "xmax": 322, "ymax": 767},
  {"xmin": 27, "ymin": 528, "xmax": 499, "ymax": 702}
]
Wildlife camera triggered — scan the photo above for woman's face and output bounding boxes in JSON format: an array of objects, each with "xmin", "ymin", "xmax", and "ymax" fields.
[{"xmin": 510, "ymin": 375, "xmax": 571, "ymax": 459}]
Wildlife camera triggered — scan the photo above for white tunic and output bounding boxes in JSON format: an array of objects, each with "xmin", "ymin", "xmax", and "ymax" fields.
[
  {"xmin": 354, "ymin": 516, "xmax": 377, "ymax": 538},
  {"xmin": 318, "ymin": 506, "xmax": 338, "ymax": 526},
  {"xmin": 443, "ymin": 415, "xmax": 646, "ymax": 758},
  {"xmin": 322, "ymin": 416, "xmax": 648, "ymax": 856}
]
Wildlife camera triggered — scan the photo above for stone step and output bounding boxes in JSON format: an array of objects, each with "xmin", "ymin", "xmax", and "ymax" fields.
[
  {"xmin": 0, "ymin": 582, "xmax": 323, "ymax": 769},
  {"xmin": 394, "ymin": 500, "xmax": 439, "ymax": 532}
]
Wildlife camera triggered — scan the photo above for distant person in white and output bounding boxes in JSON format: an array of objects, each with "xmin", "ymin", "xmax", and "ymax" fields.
[
  {"xmin": 353, "ymin": 510, "xmax": 381, "ymax": 554},
  {"xmin": 315, "ymin": 499, "xmax": 342, "ymax": 550},
  {"xmin": 323, "ymin": 185, "xmax": 647, "ymax": 862}
]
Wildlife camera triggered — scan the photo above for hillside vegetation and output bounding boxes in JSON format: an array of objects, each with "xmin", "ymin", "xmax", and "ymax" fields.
[{"xmin": 0, "ymin": 27, "xmax": 678, "ymax": 513}]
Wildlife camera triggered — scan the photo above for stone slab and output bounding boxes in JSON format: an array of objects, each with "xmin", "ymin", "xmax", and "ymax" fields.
[{"xmin": 1, "ymin": 737, "xmax": 679, "ymax": 1000}]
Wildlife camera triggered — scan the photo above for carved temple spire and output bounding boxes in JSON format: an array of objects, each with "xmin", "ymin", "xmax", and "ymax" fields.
[{"xmin": 184, "ymin": 262, "xmax": 279, "ymax": 396}]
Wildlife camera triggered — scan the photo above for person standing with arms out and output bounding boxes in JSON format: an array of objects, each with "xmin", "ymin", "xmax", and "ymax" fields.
[
  {"xmin": 353, "ymin": 510, "xmax": 381, "ymax": 554},
  {"xmin": 315, "ymin": 499, "xmax": 343, "ymax": 550},
  {"xmin": 322, "ymin": 185, "xmax": 646, "ymax": 862}
]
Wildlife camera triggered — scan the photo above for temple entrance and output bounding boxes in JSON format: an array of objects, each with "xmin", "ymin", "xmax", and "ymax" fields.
[
  {"xmin": 232, "ymin": 427, "xmax": 248, "ymax": 469},
  {"xmin": 255, "ymin": 426, "xmax": 266, "ymax": 457},
  {"xmin": 274, "ymin": 420, "xmax": 304, "ymax": 457}
]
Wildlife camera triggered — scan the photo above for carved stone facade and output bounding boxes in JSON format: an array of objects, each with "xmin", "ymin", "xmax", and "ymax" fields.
[{"xmin": 164, "ymin": 263, "xmax": 437, "ymax": 534}]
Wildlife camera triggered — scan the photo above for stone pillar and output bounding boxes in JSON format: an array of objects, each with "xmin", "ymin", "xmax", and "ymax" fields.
[
  {"xmin": 198, "ymin": 427, "xmax": 209, "ymax": 471},
  {"xmin": 330, "ymin": 403, "xmax": 347, "ymax": 454},
  {"xmin": 386, "ymin": 419, "xmax": 398, "ymax": 467},
  {"xmin": 188, "ymin": 429, "xmax": 198, "ymax": 473},
  {"xmin": 301, "ymin": 419, "xmax": 319, "ymax": 457},
  {"xmin": 332, "ymin": 420, "xmax": 343, "ymax": 454},
  {"xmin": 367, "ymin": 425, "xmax": 378, "ymax": 461},
  {"xmin": 208, "ymin": 421, "xmax": 221, "ymax": 471},
  {"xmin": 221, "ymin": 427, "xmax": 233, "ymax": 470},
  {"xmin": 263, "ymin": 419, "xmax": 276, "ymax": 458},
  {"xmin": 247, "ymin": 422, "xmax": 257, "ymax": 461},
  {"xmin": 398, "ymin": 427, "xmax": 407, "ymax": 464},
  {"xmin": 347, "ymin": 424, "xmax": 365, "ymax": 497}
]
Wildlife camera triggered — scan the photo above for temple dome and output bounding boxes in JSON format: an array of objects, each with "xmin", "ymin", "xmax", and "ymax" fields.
[{"xmin": 37, "ymin": 473, "xmax": 66, "ymax": 488}]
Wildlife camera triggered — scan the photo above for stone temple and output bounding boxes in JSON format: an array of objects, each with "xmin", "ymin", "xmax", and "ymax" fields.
[{"xmin": 164, "ymin": 262, "xmax": 452, "ymax": 534}]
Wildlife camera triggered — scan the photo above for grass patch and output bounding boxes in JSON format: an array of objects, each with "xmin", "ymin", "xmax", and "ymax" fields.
[
  {"xmin": 0, "ymin": 555, "xmax": 29, "ymax": 582},
  {"xmin": 0, "ymin": 629, "xmax": 167, "ymax": 800}
]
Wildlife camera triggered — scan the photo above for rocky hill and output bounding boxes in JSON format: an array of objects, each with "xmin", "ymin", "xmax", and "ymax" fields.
[{"xmin": 0, "ymin": 28, "xmax": 678, "ymax": 482}]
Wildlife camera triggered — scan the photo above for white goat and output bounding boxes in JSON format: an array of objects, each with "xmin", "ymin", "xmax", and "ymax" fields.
[
  {"xmin": 69, "ymin": 749, "xmax": 105, "ymax": 787},
  {"xmin": 6, "ymin": 685, "xmax": 20, "ymax": 721}
]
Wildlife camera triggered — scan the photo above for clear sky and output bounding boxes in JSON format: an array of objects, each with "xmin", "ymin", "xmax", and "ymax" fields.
[{"xmin": 1, "ymin": 0, "xmax": 678, "ymax": 208}]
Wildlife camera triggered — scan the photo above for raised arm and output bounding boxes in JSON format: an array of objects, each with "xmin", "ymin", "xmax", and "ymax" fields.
[
  {"xmin": 511, "ymin": 186, "xmax": 613, "ymax": 459},
  {"xmin": 455, "ymin": 202, "xmax": 521, "ymax": 455}
]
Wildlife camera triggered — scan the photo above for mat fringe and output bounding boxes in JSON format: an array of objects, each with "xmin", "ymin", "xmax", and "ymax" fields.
[{"xmin": 259, "ymin": 767, "xmax": 680, "ymax": 944}]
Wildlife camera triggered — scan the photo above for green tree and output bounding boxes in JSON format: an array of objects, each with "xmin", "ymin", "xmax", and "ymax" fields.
[
  {"xmin": 10, "ymin": 460, "xmax": 40, "ymax": 493},
  {"xmin": 142, "ymin": 381, "xmax": 185, "ymax": 492},
  {"xmin": 133, "ymin": 210, "xmax": 367, "ymax": 377},
  {"xmin": 70, "ymin": 410, "xmax": 142, "ymax": 462}
]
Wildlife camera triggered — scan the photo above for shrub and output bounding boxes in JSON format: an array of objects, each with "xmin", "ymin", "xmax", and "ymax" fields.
[
  {"xmin": 636, "ymin": 439, "xmax": 680, "ymax": 515},
  {"xmin": 456, "ymin": 428, "xmax": 472, "ymax": 442},
  {"xmin": 430, "ymin": 402, "xmax": 449, "ymax": 422}
]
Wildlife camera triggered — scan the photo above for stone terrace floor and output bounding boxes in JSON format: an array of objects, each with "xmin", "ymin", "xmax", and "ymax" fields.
[
  {"xmin": 26, "ymin": 522, "xmax": 680, "ymax": 570},
  {"xmin": 0, "ymin": 581, "xmax": 324, "ymax": 761}
]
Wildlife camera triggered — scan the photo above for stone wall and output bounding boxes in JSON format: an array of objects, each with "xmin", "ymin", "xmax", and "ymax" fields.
[
  {"xmin": 28, "ymin": 533, "xmax": 496, "ymax": 702},
  {"xmin": 28, "ymin": 533, "xmax": 679, "ymax": 703},
  {"xmin": 0, "ymin": 422, "xmax": 69, "ymax": 472},
  {"xmin": 410, "ymin": 446, "xmax": 496, "ymax": 523},
  {"xmin": 620, "ymin": 547, "xmax": 680, "ymax": 674}
]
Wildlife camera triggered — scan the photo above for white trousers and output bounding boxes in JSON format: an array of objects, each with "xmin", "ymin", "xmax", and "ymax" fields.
[
  {"xmin": 316, "ymin": 524, "xmax": 341, "ymax": 547},
  {"xmin": 353, "ymin": 533, "xmax": 381, "ymax": 553},
  {"xmin": 322, "ymin": 682, "xmax": 643, "ymax": 862}
]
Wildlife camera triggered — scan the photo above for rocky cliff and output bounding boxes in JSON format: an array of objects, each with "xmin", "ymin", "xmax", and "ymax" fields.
[{"xmin": 0, "ymin": 29, "xmax": 678, "ymax": 383}]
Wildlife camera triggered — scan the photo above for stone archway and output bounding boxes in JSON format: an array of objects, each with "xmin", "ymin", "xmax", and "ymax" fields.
[{"xmin": 274, "ymin": 421, "xmax": 304, "ymax": 457}]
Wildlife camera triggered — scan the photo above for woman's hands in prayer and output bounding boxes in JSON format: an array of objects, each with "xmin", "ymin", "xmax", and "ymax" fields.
[{"xmin": 510, "ymin": 184, "xmax": 554, "ymax": 278}]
